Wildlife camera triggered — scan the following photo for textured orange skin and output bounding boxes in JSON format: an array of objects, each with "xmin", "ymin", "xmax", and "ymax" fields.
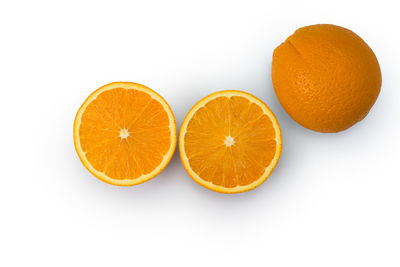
[{"xmin": 272, "ymin": 24, "xmax": 381, "ymax": 133}]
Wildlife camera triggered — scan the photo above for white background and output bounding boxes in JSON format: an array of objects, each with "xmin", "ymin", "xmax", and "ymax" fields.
[{"xmin": 1, "ymin": 0, "xmax": 399, "ymax": 266}]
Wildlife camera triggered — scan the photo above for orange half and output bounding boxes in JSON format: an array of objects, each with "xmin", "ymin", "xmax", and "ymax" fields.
[
  {"xmin": 74, "ymin": 82, "xmax": 176, "ymax": 186},
  {"xmin": 179, "ymin": 90, "xmax": 282, "ymax": 193}
]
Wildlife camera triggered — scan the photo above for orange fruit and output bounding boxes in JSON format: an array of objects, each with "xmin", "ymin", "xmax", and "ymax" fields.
[
  {"xmin": 74, "ymin": 82, "xmax": 176, "ymax": 186},
  {"xmin": 272, "ymin": 24, "xmax": 381, "ymax": 133},
  {"xmin": 179, "ymin": 91, "xmax": 282, "ymax": 193}
]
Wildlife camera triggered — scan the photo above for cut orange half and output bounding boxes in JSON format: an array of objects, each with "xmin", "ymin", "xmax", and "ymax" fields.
[
  {"xmin": 179, "ymin": 91, "xmax": 282, "ymax": 193},
  {"xmin": 74, "ymin": 82, "xmax": 176, "ymax": 186}
]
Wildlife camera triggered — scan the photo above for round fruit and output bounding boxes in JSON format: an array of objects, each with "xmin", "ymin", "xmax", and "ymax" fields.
[
  {"xmin": 74, "ymin": 82, "xmax": 177, "ymax": 186},
  {"xmin": 179, "ymin": 90, "xmax": 282, "ymax": 193},
  {"xmin": 272, "ymin": 24, "xmax": 381, "ymax": 133}
]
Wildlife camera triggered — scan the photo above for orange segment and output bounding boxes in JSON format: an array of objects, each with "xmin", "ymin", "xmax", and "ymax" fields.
[
  {"xmin": 179, "ymin": 91, "xmax": 282, "ymax": 193},
  {"xmin": 74, "ymin": 82, "xmax": 176, "ymax": 186}
]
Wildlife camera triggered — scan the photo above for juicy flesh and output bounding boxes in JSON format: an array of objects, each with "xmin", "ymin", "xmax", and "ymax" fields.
[
  {"xmin": 79, "ymin": 88, "xmax": 171, "ymax": 180},
  {"xmin": 184, "ymin": 96, "xmax": 277, "ymax": 188}
]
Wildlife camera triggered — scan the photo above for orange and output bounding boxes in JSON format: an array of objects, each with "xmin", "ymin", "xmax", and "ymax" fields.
[
  {"xmin": 272, "ymin": 24, "xmax": 381, "ymax": 133},
  {"xmin": 74, "ymin": 82, "xmax": 176, "ymax": 186},
  {"xmin": 179, "ymin": 91, "xmax": 282, "ymax": 193}
]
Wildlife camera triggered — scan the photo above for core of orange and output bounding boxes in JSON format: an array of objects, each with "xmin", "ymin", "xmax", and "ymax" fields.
[
  {"xmin": 272, "ymin": 24, "xmax": 381, "ymax": 133},
  {"xmin": 179, "ymin": 90, "xmax": 282, "ymax": 194},
  {"xmin": 74, "ymin": 82, "xmax": 177, "ymax": 186}
]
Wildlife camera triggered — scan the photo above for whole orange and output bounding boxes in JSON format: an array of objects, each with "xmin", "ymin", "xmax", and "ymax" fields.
[{"xmin": 271, "ymin": 24, "xmax": 381, "ymax": 132}]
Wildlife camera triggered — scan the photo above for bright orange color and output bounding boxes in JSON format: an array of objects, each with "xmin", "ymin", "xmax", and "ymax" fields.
[
  {"xmin": 272, "ymin": 24, "xmax": 381, "ymax": 133},
  {"xmin": 74, "ymin": 82, "xmax": 176, "ymax": 186},
  {"xmin": 179, "ymin": 91, "xmax": 282, "ymax": 193}
]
